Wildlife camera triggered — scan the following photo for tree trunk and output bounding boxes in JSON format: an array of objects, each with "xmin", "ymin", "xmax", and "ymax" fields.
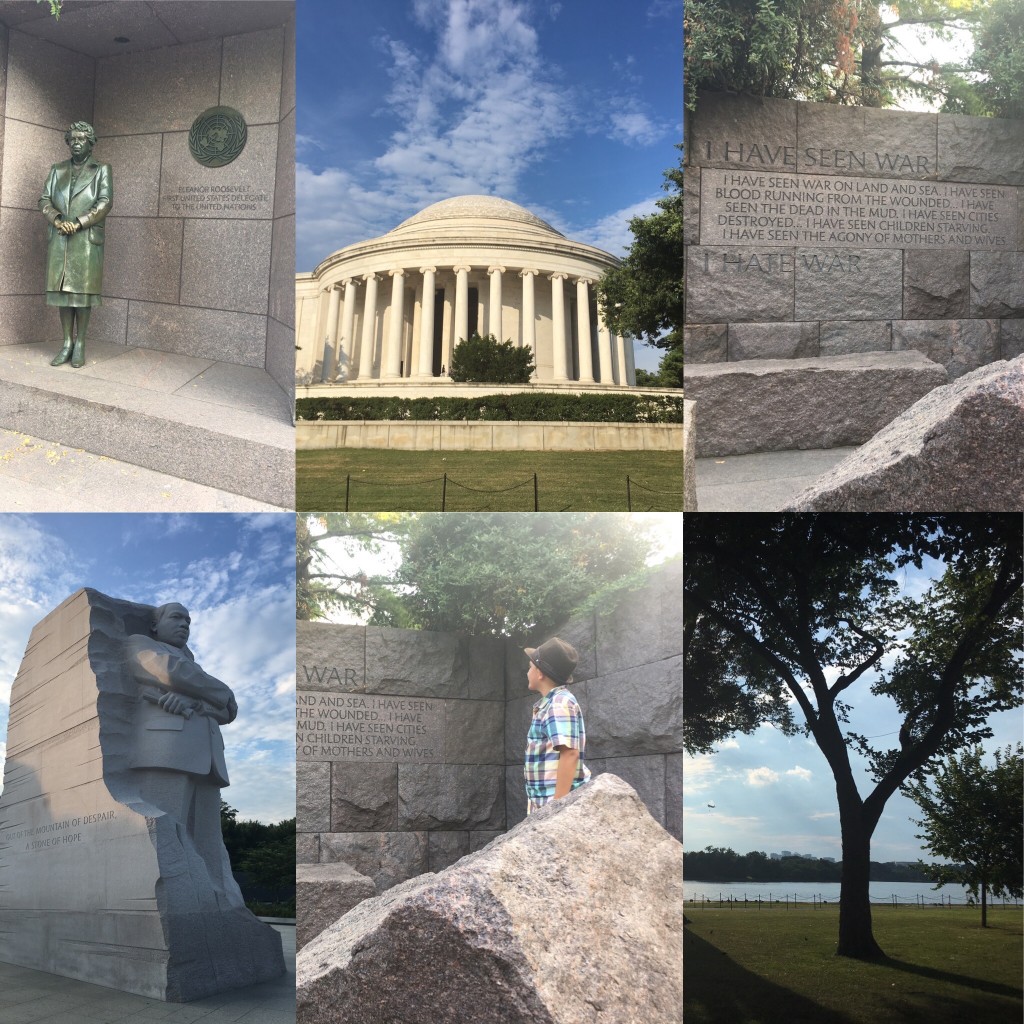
[
  {"xmin": 981, "ymin": 881, "xmax": 988, "ymax": 928},
  {"xmin": 837, "ymin": 808, "xmax": 885, "ymax": 959}
]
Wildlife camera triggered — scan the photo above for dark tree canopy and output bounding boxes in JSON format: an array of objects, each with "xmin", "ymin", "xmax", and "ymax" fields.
[
  {"xmin": 596, "ymin": 150, "xmax": 683, "ymax": 386},
  {"xmin": 684, "ymin": 513, "xmax": 1023, "ymax": 958},
  {"xmin": 685, "ymin": 0, "xmax": 1016, "ymax": 112},
  {"xmin": 906, "ymin": 744, "xmax": 1024, "ymax": 926}
]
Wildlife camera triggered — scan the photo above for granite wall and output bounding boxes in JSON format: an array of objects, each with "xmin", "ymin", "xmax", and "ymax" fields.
[
  {"xmin": 684, "ymin": 95, "xmax": 1024, "ymax": 378},
  {"xmin": 296, "ymin": 624, "xmax": 508, "ymax": 891},
  {"xmin": 0, "ymin": 2, "xmax": 294, "ymax": 399},
  {"xmin": 296, "ymin": 561, "xmax": 683, "ymax": 892}
]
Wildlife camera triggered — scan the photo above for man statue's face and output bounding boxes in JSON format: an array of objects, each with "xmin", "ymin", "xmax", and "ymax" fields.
[
  {"xmin": 67, "ymin": 131, "xmax": 93, "ymax": 160},
  {"xmin": 153, "ymin": 605, "xmax": 190, "ymax": 648}
]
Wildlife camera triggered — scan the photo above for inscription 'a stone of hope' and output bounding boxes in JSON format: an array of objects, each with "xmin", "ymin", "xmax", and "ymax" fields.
[
  {"xmin": 297, "ymin": 691, "xmax": 444, "ymax": 763},
  {"xmin": 701, "ymin": 169, "xmax": 1017, "ymax": 251}
]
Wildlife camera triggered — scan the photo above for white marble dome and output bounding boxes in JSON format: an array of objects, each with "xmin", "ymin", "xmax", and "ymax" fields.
[
  {"xmin": 393, "ymin": 195, "xmax": 563, "ymax": 236},
  {"xmin": 295, "ymin": 195, "xmax": 635, "ymax": 388}
]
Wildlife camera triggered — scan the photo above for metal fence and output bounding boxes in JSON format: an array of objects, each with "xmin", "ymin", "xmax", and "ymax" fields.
[
  {"xmin": 685, "ymin": 893, "xmax": 1023, "ymax": 909},
  {"xmin": 336, "ymin": 473, "xmax": 683, "ymax": 512}
]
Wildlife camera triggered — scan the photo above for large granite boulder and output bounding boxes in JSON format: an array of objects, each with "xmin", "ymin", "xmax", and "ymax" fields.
[
  {"xmin": 297, "ymin": 774, "xmax": 683, "ymax": 1024},
  {"xmin": 297, "ymin": 863, "xmax": 377, "ymax": 950},
  {"xmin": 786, "ymin": 355, "xmax": 1024, "ymax": 510}
]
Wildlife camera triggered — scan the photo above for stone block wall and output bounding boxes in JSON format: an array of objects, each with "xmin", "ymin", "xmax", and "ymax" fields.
[
  {"xmin": 684, "ymin": 95, "xmax": 1024, "ymax": 378},
  {"xmin": 0, "ymin": 2, "xmax": 294, "ymax": 398},
  {"xmin": 296, "ymin": 624, "xmax": 508, "ymax": 891},
  {"xmin": 296, "ymin": 561, "xmax": 683, "ymax": 893}
]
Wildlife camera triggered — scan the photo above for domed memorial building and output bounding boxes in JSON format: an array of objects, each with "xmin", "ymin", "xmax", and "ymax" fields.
[{"xmin": 296, "ymin": 196, "xmax": 637, "ymax": 388}]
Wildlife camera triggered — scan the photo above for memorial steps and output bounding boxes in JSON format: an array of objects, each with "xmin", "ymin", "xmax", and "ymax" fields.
[{"xmin": 0, "ymin": 341, "xmax": 293, "ymax": 507}]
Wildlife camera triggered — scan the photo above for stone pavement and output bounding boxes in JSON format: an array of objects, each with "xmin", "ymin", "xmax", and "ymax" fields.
[
  {"xmin": 0, "ymin": 924, "xmax": 295, "ymax": 1024},
  {"xmin": 0, "ymin": 430, "xmax": 281, "ymax": 511},
  {"xmin": 0, "ymin": 342, "xmax": 294, "ymax": 507},
  {"xmin": 694, "ymin": 448, "xmax": 858, "ymax": 511}
]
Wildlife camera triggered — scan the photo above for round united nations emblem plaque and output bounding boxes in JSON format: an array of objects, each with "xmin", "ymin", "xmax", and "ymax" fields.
[{"xmin": 189, "ymin": 106, "xmax": 247, "ymax": 167}]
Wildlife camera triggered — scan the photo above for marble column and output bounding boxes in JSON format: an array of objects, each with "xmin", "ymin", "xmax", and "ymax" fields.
[
  {"xmin": 384, "ymin": 269, "xmax": 405, "ymax": 379},
  {"xmin": 624, "ymin": 334, "xmax": 636, "ymax": 386},
  {"xmin": 453, "ymin": 266, "xmax": 471, "ymax": 350},
  {"xmin": 417, "ymin": 266, "xmax": 436, "ymax": 379},
  {"xmin": 550, "ymin": 273, "xmax": 569, "ymax": 382},
  {"xmin": 575, "ymin": 278, "xmax": 595, "ymax": 384},
  {"xmin": 597, "ymin": 312, "xmax": 614, "ymax": 385},
  {"xmin": 340, "ymin": 278, "xmax": 357, "ymax": 380},
  {"xmin": 321, "ymin": 284, "xmax": 342, "ymax": 382},
  {"xmin": 520, "ymin": 269, "xmax": 538, "ymax": 373},
  {"xmin": 615, "ymin": 333, "xmax": 629, "ymax": 387},
  {"xmin": 359, "ymin": 273, "xmax": 379, "ymax": 380},
  {"xmin": 488, "ymin": 266, "xmax": 504, "ymax": 340}
]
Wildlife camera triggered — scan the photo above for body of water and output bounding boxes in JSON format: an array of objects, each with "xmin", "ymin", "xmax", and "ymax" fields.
[{"xmin": 683, "ymin": 879, "xmax": 1020, "ymax": 907}]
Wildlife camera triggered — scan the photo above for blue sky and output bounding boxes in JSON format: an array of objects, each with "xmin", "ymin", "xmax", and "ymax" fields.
[
  {"xmin": 0, "ymin": 514, "xmax": 296, "ymax": 824},
  {"xmin": 296, "ymin": 0, "xmax": 683, "ymax": 371},
  {"xmin": 684, "ymin": 560, "xmax": 1024, "ymax": 864}
]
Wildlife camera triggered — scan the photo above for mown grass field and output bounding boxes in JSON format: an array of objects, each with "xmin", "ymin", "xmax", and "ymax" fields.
[
  {"xmin": 685, "ymin": 906, "xmax": 1023, "ymax": 1024},
  {"xmin": 296, "ymin": 449, "xmax": 683, "ymax": 511}
]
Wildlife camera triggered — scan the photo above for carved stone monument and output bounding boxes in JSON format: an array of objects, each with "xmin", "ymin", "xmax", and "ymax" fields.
[
  {"xmin": 0, "ymin": 588, "xmax": 285, "ymax": 1001},
  {"xmin": 684, "ymin": 96, "xmax": 1023, "ymax": 376}
]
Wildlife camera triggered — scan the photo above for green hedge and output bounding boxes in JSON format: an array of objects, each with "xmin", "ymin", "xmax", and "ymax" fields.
[{"xmin": 296, "ymin": 393, "xmax": 685, "ymax": 424}]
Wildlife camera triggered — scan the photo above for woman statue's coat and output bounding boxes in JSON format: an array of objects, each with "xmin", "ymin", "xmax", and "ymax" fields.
[{"xmin": 39, "ymin": 158, "xmax": 113, "ymax": 297}]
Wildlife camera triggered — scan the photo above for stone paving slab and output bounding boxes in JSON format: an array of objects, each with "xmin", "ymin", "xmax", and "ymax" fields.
[
  {"xmin": 0, "ymin": 342, "xmax": 294, "ymax": 506},
  {"xmin": 0, "ymin": 430, "xmax": 281, "ymax": 511},
  {"xmin": 0, "ymin": 925, "xmax": 294, "ymax": 1024},
  {"xmin": 695, "ymin": 448, "xmax": 858, "ymax": 511}
]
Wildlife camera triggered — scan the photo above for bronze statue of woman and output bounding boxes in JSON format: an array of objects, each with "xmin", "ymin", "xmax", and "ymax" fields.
[{"xmin": 39, "ymin": 121, "xmax": 113, "ymax": 368}]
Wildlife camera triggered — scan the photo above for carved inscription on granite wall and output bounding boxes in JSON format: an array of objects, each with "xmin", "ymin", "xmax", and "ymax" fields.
[
  {"xmin": 700, "ymin": 169, "xmax": 1018, "ymax": 251},
  {"xmin": 297, "ymin": 691, "xmax": 444, "ymax": 763}
]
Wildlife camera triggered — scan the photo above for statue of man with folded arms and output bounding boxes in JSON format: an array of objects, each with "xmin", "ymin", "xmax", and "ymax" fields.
[{"xmin": 125, "ymin": 602, "xmax": 243, "ymax": 905}]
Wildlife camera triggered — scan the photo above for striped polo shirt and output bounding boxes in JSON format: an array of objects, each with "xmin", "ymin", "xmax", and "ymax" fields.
[{"xmin": 524, "ymin": 685, "xmax": 591, "ymax": 812}]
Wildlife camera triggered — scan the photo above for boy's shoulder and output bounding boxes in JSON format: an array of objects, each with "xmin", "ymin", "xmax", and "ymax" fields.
[{"xmin": 548, "ymin": 687, "xmax": 581, "ymax": 709}]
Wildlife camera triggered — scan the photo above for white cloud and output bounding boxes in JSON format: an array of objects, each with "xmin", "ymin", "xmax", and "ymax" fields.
[
  {"xmin": 786, "ymin": 765, "xmax": 814, "ymax": 781},
  {"xmin": 298, "ymin": 0, "xmax": 578, "ymax": 267},
  {"xmin": 747, "ymin": 766, "xmax": 779, "ymax": 787},
  {"xmin": 608, "ymin": 108, "xmax": 665, "ymax": 147},
  {"xmin": 809, "ymin": 811, "xmax": 839, "ymax": 820},
  {"xmin": 573, "ymin": 195, "xmax": 660, "ymax": 257}
]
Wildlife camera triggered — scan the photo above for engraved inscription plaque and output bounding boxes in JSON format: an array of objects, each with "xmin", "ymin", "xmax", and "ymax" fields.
[
  {"xmin": 297, "ymin": 691, "xmax": 444, "ymax": 763},
  {"xmin": 700, "ymin": 169, "xmax": 1018, "ymax": 251}
]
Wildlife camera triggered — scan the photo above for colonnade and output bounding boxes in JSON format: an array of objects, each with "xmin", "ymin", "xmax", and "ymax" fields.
[{"xmin": 315, "ymin": 263, "xmax": 636, "ymax": 386}]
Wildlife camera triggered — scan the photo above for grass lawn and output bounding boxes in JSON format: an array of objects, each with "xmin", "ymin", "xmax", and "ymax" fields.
[
  {"xmin": 685, "ymin": 906, "xmax": 1023, "ymax": 1024},
  {"xmin": 296, "ymin": 449, "xmax": 683, "ymax": 512}
]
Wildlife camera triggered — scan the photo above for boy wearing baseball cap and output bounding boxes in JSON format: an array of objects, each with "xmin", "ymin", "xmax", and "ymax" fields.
[{"xmin": 523, "ymin": 637, "xmax": 591, "ymax": 813}]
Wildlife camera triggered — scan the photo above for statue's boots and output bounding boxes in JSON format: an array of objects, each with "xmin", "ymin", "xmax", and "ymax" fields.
[
  {"xmin": 71, "ymin": 338, "xmax": 85, "ymax": 368},
  {"xmin": 51, "ymin": 340, "xmax": 74, "ymax": 366}
]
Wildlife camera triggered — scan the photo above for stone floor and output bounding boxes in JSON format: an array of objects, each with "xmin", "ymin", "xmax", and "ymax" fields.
[
  {"xmin": 694, "ymin": 447, "xmax": 859, "ymax": 511},
  {"xmin": 0, "ymin": 342, "xmax": 294, "ymax": 508},
  {"xmin": 0, "ymin": 924, "xmax": 295, "ymax": 1024},
  {"xmin": 0, "ymin": 430, "xmax": 281, "ymax": 511}
]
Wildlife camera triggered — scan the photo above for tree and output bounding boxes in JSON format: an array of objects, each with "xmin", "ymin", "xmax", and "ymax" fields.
[
  {"xmin": 685, "ymin": 0, "xmax": 985, "ymax": 110},
  {"xmin": 684, "ymin": 514, "xmax": 1023, "ymax": 959},
  {"xmin": 906, "ymin": 744, "xmax": 1024, "ymax": 926},
  {"xmin": 296, "ymin": 514, "xmax": 411, "ymax": 623},
  {"xmin": 449, "ymin": 332, "xmax": 535, "ymax": 384},
  {"xmin": 387, "ymin": 513, "xmax": 654, "ymax": 636},
  {"xmin": 299, "ymin": 513, "xmax": 656, "ymax": 636},
  {"xmin": 596, "ymin": 149, "xmax": 683, "ymax": 385},
  {"xmin": 965, "ymin": 0, "xmax": 1024, "ymax": 117}
]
